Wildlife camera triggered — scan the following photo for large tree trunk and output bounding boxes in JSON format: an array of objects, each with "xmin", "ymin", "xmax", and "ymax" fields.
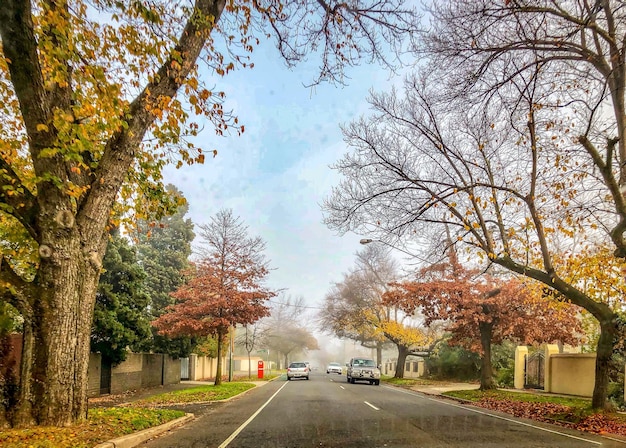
[
  {"xmin": 394, "ymin": 344, "xmax": 409, "ymax": 378},
  {"xmin": 376, "ymin": 341, "xmax": 383, "ymax": 369},
  {"xmin": 9, "ymin": 222, "xmax": 104, "ymax": 427},
  {"xmin": 478, "ymin": 322, "xmax": 496, "ymax": 390}
]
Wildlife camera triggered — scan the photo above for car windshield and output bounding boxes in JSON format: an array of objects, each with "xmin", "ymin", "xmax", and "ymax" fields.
[
  {"xmin": 289, "ymin": 362, "xmax": 306, "ymax": 368},
  {"xmin": 329, "ymin": 362, "xmax": 340, "ymax": 366},
  {"xmin": 356, "ymin": 359, "xmax": 376, "ymax": 367}
]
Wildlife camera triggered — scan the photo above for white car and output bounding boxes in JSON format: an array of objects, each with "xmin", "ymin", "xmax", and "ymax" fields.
[{"xmin": 326, "ymin": 362, "xmax": 343, "ymax": 374}]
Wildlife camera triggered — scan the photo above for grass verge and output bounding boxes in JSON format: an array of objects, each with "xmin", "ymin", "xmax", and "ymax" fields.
[
  {"xmin": 131, "ymin": 382, "xmax": 256, "ymax": 406},
  {"xmin": 382, "ymin": 377, "xmax": 441, "ymax": 387},
  {"xmin": 0, "ymin": 407, "xmax": 185, "ymax": 448}
]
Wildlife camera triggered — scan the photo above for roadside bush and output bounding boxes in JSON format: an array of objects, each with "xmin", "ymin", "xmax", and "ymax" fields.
[
  {"xmin": 425, "ymin": 342, "xmax": 480, "ymax": 381},
  {"xmin": 492, "ymin": 341, "xmax": 516, "ymax": 388}
]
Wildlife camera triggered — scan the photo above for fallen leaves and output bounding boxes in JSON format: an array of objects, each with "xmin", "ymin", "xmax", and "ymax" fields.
[{"xmin": 472, "ymin": 397, "xmax": 626, "ymax": 436}]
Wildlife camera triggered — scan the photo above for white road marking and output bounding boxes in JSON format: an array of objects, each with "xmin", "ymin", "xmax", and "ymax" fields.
[
  {"xmin": 218, "ymin": 381, "xmax": 289, "ymax": 448},
  {"xmin": 364, "ymin": 401, "xmax": 380, "ymax": 411},
  {"xmin": 384, "ymin": 386, "xmax": 602, "ymax": 445},
  {"xmin": 339, "ymin": 386, "xmax": 345, "ymax": 390}
]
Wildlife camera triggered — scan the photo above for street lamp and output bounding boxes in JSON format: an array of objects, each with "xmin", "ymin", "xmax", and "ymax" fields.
[{"xmin": 359, "ymin": 238, "xmax": 431, "ymax": 263}]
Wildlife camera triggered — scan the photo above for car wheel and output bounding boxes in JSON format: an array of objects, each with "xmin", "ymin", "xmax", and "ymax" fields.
[
  {"xmin": 369, "ymin": 381, "xmax": 373, "ymax": 385},
  {"xmin": 287, "ymin": 376, "xmax": 291, "ymax": 381},
  {"xmin": 375, "ymin": 380, "xmax": 380, "ymax": 385},
  {"xmin": 306, "ymin": 376, "xmax": 309, "ymax": 380},
  {"xmin": 350, "ymin": 378, "xmax": 356, "ymax": 384},
  {"xmin": 346, "ymin": 376, "xmax": 350, "ymax": 383}
]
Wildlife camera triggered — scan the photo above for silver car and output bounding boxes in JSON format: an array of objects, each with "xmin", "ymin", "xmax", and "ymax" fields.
[
  {"xmin": 287, "ymin": 361, "xmax": 309, "ymax": 380},
  {"xmin": 346, "ymin": 357, "xmax": 380, "ymax": 385}
]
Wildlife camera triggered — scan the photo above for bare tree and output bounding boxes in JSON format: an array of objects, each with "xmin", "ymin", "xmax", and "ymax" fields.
[
  {"xmin": 323, "ymin": 67, "xmax": 620, "ymax": 406},
  {"xmin": 236, "ymin": 323, "xmax": 264, "ymax": 379},
  {"xmin": 261, "ymin": 295, "xmax": 319, "ymax": 368},
  {"xmin": 319, "ymin": 244, "xmax": 431, "ymax": 377}
]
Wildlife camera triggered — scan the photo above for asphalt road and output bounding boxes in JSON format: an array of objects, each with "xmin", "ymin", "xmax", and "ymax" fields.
[{"xmin": 139, "ymin": 372, "xmax": 624, "ymax": 448}]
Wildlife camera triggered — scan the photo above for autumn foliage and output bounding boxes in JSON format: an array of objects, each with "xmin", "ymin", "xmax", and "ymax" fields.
[
  {"xmin": 384, "ymin": 251, "xmax": 582, "ymax": 389},
  {"xmin": 153, "ymin": 209, "xmax": 275, "ymax": 385}
]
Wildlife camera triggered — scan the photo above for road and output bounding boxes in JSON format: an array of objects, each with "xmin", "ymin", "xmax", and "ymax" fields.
[{"xmin": 140, "ymin": 372, "xmax": 623, "ymax": 448}]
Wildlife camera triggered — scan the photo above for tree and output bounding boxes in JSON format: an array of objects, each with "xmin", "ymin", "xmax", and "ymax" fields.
[
  {"xmin": 319, "ymin": 271, "xmax": 387, "ymax": 365},
  {"xmin": 91, "ymin": 230, "xmax": 152, "ymax": 366},
  {"xmin": 319, "ymin": 245, "xmax": 396, "ymax": 366},
  {"xmin": 423, "ymin": 0, "xmax": 626, "ymax": 407},
  {"xmin": 153, "ymin": 209, "xmax": 275, "ymax": 385},
  {"xmin": 371, "ymin": 316, "xmax": 433, "ymax": 379},
  {"xmin": 135, "ymin": 184, "xmax": 195, "ymax": 358},
  {"xmin": 319, "ymin": 244, "xmax": 432, "ymax": 375},
  {"xmin": 323, "ymin": 57, "xmax": 622, "ymax": 407},
  {"xmin": 0, "ymin": 0, "xmax": 419, "ymax": 426},
  {"xmin": 261, "ymin": 295, "xmax": 319, "ymax": 368},
  {"xmin": 384, "ymin": 250, "xmax": 582, "ymax": 389},
  {"xmin": 236, "ymin": 323, "xmax": 264, "ymax": 379}
]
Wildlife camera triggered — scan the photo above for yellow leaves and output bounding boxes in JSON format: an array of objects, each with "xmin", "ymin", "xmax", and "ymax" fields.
[{"xmin": 36, "ymin": 124, "xmax": 49, "ymax": 133}]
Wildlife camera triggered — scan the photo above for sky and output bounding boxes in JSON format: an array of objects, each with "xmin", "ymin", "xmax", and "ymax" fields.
[{"xmin": 162, "ymin": 37, "xmax": 404, "ymax": 313}]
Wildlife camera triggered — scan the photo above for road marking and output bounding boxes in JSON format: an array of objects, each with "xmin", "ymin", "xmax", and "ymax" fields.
[
  {"xmin": 385, "ymin": 387, "xmax": 602, "ymax": 446},
  {"xmin": 364, "ymin": 401, "xmax": 380, "ymax": 411},
  {"xmin": 218, "ymin": 381, "xmax": 289, "ymax": 448},
  {"xmin": 339, "ymin": 385, "xmax": 345, "ymax": 390}
]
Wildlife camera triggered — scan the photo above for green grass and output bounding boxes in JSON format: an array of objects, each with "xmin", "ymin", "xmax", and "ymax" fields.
[
  {"xmin": 0, "ymin": 407, "xmax": 185, "ymax": 448},
  {"xmin": 233, "ymin": 373, "xmax": 281, "ymax": 382},
  {"xmin": 382, "ymin": 377, "xmax": 440, "ymax": 387},
  {"xmin": 443, "ymin": 389, "xmax": 591, "ymax": 408},
  {"xmin": 132, "ymin": 382, "xmax": 256, "ymax": 406}
]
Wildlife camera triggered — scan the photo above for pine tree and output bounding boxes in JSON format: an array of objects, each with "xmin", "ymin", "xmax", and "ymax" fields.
[
  {"xmin": 91, "ymin": 231, "xmax": 152, "ymax": 365},
  {"xmin": 136, "ymin": 185, "xmax": 195, "ymax": 357}
]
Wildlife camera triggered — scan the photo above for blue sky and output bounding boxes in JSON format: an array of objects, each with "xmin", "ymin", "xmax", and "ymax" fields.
[{"xmin": 163, "ymin": 37, "xmax": 402, "ymax": 309}]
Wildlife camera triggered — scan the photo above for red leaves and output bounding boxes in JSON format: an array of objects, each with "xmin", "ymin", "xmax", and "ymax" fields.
[
  {"xmin": 472, "ymin": 398, "xmax": 626, "ymax": 436},
  {"xmin": 384, "ymin": 254, "xmax": 581, "ymax": 354}
]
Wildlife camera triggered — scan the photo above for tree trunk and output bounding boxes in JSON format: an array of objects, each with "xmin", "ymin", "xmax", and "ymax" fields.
[
  {"xmin": 247, "ymin": 350, "xmax": 252, "ymax": 379},
  {"xmin": 376, "ymin": 341, "xmax": 383, "ymax": 368},
  {"xmin": 12, "ymin": 242, "xmax": 101, "ymax": 427},
  {"xmin": 215, "ymin": 331, "xmax": 224, "ymax": 386},
  {"xmin": 592, "ymin": 317, "xmax": 618, "ymax": 409},
  {"xmin": 478, "ymin": 322, "xmax": 496, "ymax": 390},
  {"xmin": 394, "ymin": 344, "xmax": 409, "ymax": 378}
]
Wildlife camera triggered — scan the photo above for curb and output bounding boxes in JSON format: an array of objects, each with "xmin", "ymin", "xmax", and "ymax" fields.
[{"xmin": 93, "ymin": 413, "xmax": 194, "ymax": 448}]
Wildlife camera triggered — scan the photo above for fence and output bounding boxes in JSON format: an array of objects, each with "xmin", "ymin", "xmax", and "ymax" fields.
[
  {"xmin": 514, "ymin": 345, "xmax": 598, "ymax": 398},
  {"xmin": 88, "ymin": 352, "xmax": 181, "ymax": 397}
]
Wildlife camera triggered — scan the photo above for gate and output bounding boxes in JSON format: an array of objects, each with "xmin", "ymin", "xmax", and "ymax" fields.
[
  {"xmin": 180, "ymin": 357, "xmax": 190, "ymax": 380},
  {"xmin": 524, "ymin": 351, "xmax": 544, "ymax": 389},
  {"xmin": 100, "ymin": 360, "xmax": 111, "ymax": 395}
]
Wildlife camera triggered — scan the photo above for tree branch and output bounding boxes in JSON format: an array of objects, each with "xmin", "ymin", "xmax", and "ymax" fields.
[
  {"xmin": 0, "ymin": 255, "xmax": 36, "ymax": 317},
  {"xmin": 0, "ymin": 156, "xmax": 39, "ymax": 240},
  {"xmin": 77, "ymin": 0, "xmax": 226, "ymax": 241}
]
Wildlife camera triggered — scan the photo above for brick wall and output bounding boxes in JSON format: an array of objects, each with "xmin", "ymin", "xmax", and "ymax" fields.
[{"xmin": 88, "ymin": 352, "xmax": 181, "ymax": 397}]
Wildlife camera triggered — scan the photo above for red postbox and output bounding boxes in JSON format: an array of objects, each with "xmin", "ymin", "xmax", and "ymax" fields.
[{"xmin": 257, "ymin": 360, "xmax": 264, "ymax": 379}]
